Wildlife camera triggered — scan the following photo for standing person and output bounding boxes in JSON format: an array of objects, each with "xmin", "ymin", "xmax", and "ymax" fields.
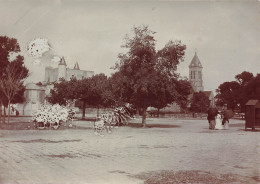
[
  {"xmin": 207, "ymin": 107, "xmax": 218, "ymax": 129},
  {"xmin": 222, "ymin": 109, "xmax": 233, "ymax": 129},
  {"xmin": 215, "ymin": 111, "xmax": 223, "ymax": 130}
]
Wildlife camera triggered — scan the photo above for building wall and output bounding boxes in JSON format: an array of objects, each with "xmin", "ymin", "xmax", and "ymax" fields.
[
  {"xmin": 58, "ymin": 65, "xmax": 67, "ymax": 80},
  {"xmin": 45, "ymin": 67, "xmax": 94, "ymax": 82},
  {"xmin": 189, "ymin": 67, "xmax": 204, "ymax": 92},
  {"xmin": 66, "ymin": 69, "xmax": 94, "ymax": 80},
  {"xmin": 45, "ymin": 67, "xmax": 58, "ymax": 82},
  {"xmin": 208, "ymin": 92, "xmax": 215, "ymax": 107},
  {"xmin": 16, "ymin": 88, "xmax": 46, "ymax": 116}
]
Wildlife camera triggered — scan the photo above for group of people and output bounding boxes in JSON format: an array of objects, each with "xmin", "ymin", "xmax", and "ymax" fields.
[{"xmin": 207, "ymin": 108, "xmax": 232, "ymax": 130}]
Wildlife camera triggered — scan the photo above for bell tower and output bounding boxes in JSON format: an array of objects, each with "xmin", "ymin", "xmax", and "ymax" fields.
[
  {"xmin": 189, "ymin": 52, "xmax": 204, "ymax": 92},
  {"xmin": 58, "ymin": 56, "xmax": 67, "ymax": 80}
]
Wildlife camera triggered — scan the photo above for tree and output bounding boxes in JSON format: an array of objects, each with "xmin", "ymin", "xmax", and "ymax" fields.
[
  {"xmin": 114, "ymin": 25, "xmax": 186, "ymax": 127},
  {"xmin": 215, "ymin": 81, "xmax": 240, "ymax": 110},
  {"xmin": 0, "ymin": 36, "xmax": 21, "ymax": 76},
  {"xmin": 0, "ymin": 61, "xmax": 29, "ymax": 123},
  {"xmin": 215, "ymin": 71, "xmax": 259, "ymax": 112},
  {"xmin": 235, "ymin": 71, "xmax": 254, "ymax": 86},
  {"xmin": 0, "ymin": 36, "xmax": 29, "ymax": 123},
  {"xmin": 47, "ymin": 78, "xmax": 74, "ymax": 106},
  {"xmin": 190, "ymin": 92, "xmax": 210, "ymax": 113},
  {"xmin": 174, "ymin": 79, "xmax": 193, "ymax": 112},
  {"xmin": 235, "ymin": 71, "xmax": 255, "ymax": 111},
  {"xmin": 48, "ymin": 74, "xmax": 112, "ymax": 119},
  {"xmin": 244, "ymin": 74, "xmax": 260, "ymax": 101}
]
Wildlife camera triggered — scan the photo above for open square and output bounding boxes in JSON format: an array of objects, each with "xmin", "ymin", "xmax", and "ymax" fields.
[{"xmin": 0, "ymin": 118, "xmax": 259, "ymax": 184}]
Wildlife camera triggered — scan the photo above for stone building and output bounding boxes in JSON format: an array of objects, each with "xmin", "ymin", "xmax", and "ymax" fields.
[
  {"xmin": 189, "ymin": 52, "xmax": 215, "ymax": 107},
  {"xmin": 189, "ymin": 52, "xmax": 204, "ymax": 92},
  {"xmin": 16, "ymin": 83, "xmax": 46, "ymax": 116},
  {"xmin": 16, "ymin": 57, "xmax": 94, "ymax": 115},
  {"xmin": 45, "ymin": 57, "xmax": 94, "ymax": 82}
]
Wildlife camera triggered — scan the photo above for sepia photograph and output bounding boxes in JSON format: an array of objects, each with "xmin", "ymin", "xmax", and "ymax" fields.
[{"xmin": 0, "ymin": 0, "xmax": 259, "ymax": 183}]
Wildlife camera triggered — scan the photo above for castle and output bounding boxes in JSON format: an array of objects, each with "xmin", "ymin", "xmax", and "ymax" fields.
[
  {"xmin": 45, "ymin": 57, "xmax": 94, "ymax": 82},
  {"xmin": 16, "ymin": 57, "xmax": 94, "ymax": 115}
]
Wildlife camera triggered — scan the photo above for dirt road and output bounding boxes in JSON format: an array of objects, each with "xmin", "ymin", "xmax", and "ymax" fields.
[{"xmin": 0, "ymin": 118, "xmax": 259, "ymax": 184}]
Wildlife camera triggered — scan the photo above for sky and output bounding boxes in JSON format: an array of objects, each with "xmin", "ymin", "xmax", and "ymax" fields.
[{"xmin": 1, "ymin": 0, "xmax": 260, "ymax": 93}]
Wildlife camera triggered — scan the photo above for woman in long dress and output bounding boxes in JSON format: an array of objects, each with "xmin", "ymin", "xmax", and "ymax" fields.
[{"xmin": 215, "ymin": 112, "xmax": 223, "ymax": 130}]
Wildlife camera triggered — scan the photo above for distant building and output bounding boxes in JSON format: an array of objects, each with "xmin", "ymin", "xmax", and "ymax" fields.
[
  {"xmin": 189, "ymin": 52, "xmax": 215, "ymax": 107},
  {"xmin": 16, "ymin": 83, "xmax": 46, "ymax": 116},
  {"xmin": 17, "ymin": 57, "xmax": 94, "ymax": 115},
  {"xmin": 189, "ymin": 52, "xmax": 204, "ymax": 92},
  {"xmin": 45, "ymin": 57, "xmax": 94, "ymax": 83}
]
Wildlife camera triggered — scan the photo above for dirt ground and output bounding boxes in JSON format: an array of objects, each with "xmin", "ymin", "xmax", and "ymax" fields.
[{"xmin": 0, "ymin": 117, "xmax": 259, "ymax": 184}]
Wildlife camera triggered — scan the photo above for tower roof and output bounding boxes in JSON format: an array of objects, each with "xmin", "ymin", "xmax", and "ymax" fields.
[
  {"xmin": 73, "ymin": 62, "xmax": 80, "ymax": 70},
  {"xmin": 59, "ymin": 56, "xmax": 67, "ymax": 66},
  {"xmin": 189, "ymin": 52, "xmax": 202, "ymax": 68}
]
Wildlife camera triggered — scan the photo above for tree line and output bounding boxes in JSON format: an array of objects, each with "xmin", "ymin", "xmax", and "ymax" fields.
[{"xmin": 215, "ymin": 71, "xmax": 260, "ymax": 112}]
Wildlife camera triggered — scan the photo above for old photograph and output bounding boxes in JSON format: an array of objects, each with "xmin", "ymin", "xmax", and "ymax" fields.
[{"xmin": 0, "ymin": 0, "xmax": 259, "ymax": 183}]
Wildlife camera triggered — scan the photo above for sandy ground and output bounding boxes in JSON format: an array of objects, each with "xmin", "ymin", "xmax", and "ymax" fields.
[{"xmin": 0, "ymin": 118, "xmax": 259, "ymax": 184}]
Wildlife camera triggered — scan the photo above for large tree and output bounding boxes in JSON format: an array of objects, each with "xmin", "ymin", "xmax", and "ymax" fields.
[
  {"xmin": 0, "ymin": 36, "xmax": 29, "ymax": 123},
  {"xmin": 215, "ymin": 71, "xmax": 260, "ymax": 112},
  {"xmin": 190, "ymin": 92, "xmax": 210, "ymax": 113},
  {"xmin": 215, "ymin": 81, "xmax": 240, "ymax": 110},
  {"xmin": 114, "ymin": 25, "xmax": 187, "ymax": 127}
]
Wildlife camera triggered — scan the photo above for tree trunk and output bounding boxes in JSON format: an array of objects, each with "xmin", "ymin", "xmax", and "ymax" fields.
[
  {"xmin": 82, "ymin": 101, "xmax": 86, "ymax": 119},
  {"xmin": 8, "ymin": 100, "xmax": 11, "ymax": 123},
  {"xmin": 3, "ymin": 106, "xmax": 6, "ymax": 124},
  {"xmin": 157, "ymin": 108, "xmax": 160, "ymax": 117},
  {"xmin": 0, "ymin": 101, "xmax": 2, "ymax": 123},
  {"xmin": 97, "ymin": 106, "xmax": 100, "ymax": 117},
  {"xmin": 142, "ymin": 107, "xmax": 147, "ymax": 127}
]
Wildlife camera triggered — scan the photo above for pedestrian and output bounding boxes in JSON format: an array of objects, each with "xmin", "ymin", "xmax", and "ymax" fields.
[
  {"xmin": 222, "ymin": 109, "xmax": 233, "ymax": 129},
  {"xmin": 207, "ymin": 107, "xmax": 218, "ymax": 129}
]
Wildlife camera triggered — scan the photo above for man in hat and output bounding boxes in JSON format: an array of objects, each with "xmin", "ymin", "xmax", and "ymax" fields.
[{"xmin": 207, "ymin": 107, "xmax": 218, "ymax": 129}]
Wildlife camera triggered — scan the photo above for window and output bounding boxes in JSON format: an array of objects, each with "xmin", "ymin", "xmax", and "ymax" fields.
[{"xmin": 190, "ymin": 71, "xmax": 196, "ymax": 79}]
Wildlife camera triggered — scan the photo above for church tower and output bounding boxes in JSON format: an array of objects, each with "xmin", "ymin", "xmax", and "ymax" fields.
[
  {"xmin": 58, "ymin": 56, "xmax": 67, "ymax": 80},
  {"xmin": 189, "ymin": 52, "xmax": 204, "ymax": 92}
]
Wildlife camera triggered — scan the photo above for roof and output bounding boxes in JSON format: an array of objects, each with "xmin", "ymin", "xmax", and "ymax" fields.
[
  {"xmin": 246, "ymin": 100, "xmax": 260, "ymax": 106},
  {"xmin": 73, "ymin": 62, "xmax": 80, "ymax": 70},
  {"xmin": 189, "ymin": 52, "xmax": 202, "ymax": 68},
  {"xmin": 25, "ymin": 83, "xmax": 45, "ymax": 90},
  {"xmin": 58, "ymin": 56, "xmax": 67, "ymax": 66}
]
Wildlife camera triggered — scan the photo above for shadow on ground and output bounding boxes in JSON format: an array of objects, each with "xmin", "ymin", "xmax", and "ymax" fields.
[
  {"xmin": 126, "ymin": 123, "xmax": 181, "ymax": 128},
  {"xmin": 133, "ymin": 170, "xmax": 257, "ymax": 184}
]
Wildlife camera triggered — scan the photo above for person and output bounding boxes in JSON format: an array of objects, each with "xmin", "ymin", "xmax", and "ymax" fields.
[
  {"xmin": 222, "ymin": 109, "xmax": 233, "ymax": 129},
  {"xmin": 215, "ymin": 111, "xmax": 223, "ymax": 130},
  {"xmin": 207, "ymin": 107, "xmax": 218, "ymax": 129}
]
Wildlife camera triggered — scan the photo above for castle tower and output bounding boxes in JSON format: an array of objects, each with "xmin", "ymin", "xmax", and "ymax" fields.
[
  {"xmin": 189, "ymin": 52, "xmax": 204, "ymax": 92},
  {"xmin": 73, "ymin": 62, "xmax": 80, "ymax": 70},
  {"xmin": 58, "ymin": 56, "xmax": 67, "ymax": 80}
]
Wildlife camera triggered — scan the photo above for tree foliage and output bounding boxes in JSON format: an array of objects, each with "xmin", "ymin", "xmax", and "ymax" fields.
[
  {"xmin": 47, "ymin": 74, "xmax": 112, "ymax": 119},
  {"xmin": 216, "ymin": 71, "xmax": 260, "ymax": 111},
  {"xmin": 113, "ymin": 25, "xmax": 188, "ymax": 126},
  {"xmin": 215, "ymin": 81, "xmax": 240, "ymax": 110},
  {"xmin": 0, "ymin": 36, "xmax": 29, "ymax": 123},
  {"xmin": 190, "ymin": 92, "xmax": 210, "ymax": 113},
  {"xmin": 174, "ymin": 79, "xmax": 193, "ymax": 111}
]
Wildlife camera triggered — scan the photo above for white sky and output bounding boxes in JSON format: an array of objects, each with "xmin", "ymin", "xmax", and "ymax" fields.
[{"xmin": 1, "ymin": 0, "xmax": 260, "ymax": 93}]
